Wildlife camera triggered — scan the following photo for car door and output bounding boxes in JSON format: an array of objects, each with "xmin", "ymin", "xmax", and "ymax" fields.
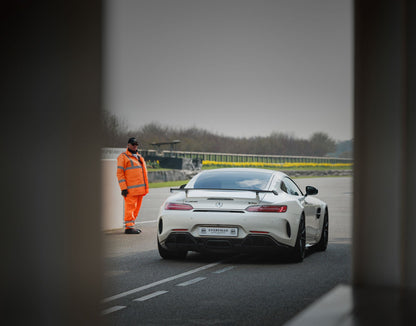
[{"xmin": 282, "ymin": 178, "xmax": 318, "ymax": 242}]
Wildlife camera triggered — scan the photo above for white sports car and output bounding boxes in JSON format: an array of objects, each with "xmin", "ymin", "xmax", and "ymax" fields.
[{"xmin": 157, "ymin": 168, "xmax": 328, "ymax": 262}]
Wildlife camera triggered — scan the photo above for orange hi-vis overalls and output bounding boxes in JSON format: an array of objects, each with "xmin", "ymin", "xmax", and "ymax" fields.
[{"xmin": 117, "ymin": 149, "xmax": 149, "ymax": 229}]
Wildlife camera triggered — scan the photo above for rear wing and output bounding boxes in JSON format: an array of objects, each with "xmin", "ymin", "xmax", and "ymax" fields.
[{"xmin": 170, "ymin": 187, "xmax": 278, "ymax": 200}]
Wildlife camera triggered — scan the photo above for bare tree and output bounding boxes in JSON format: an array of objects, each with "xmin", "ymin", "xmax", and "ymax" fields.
[
  {"xmin": 103, "ymin": 117, "xmax": 341, "ymax": 157},
  {"xmin": 308, "ymin": 132, "xmax": 337, "ymax": 156}
]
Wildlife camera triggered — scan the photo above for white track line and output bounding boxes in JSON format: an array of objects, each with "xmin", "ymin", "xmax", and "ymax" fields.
[
  {"xmin": 213, "ymin": 266, "xmax": 234, "ymax": 274},
  {"xmin": 102, "ymin": 261, "xmax": 221, "ymax": 303},
  {"xmin": 136, "ymin": 220, "xmax": 157, "ymax": 224},
  {"xmin": 101, "ymin": 306, "xmax": 126, "ymax": 315},
  {"xmin": 176, "ymin": 277, "xmax": 206, "ymax": 287},
  {"xmin": 134, "ymin": 290, "xmax": 168, "ymax": 302}
]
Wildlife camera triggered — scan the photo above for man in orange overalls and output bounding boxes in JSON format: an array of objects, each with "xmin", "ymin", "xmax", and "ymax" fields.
[{"xmin": 117, "ymin": 137, "xmax": 149, "ymax": 234}]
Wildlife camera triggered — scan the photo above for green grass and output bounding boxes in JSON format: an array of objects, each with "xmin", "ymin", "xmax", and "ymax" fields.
[
  {"xmin": 201, "ymin": 166, "xmax": 352, "ymax": 171},
  {"xmin": 148, "ymin": 174, "xmax": 351, "ymax": 188},
  {"xmin": 147, "ymin": 168, "xmax": 172, "ymax": 172},
  {"xmin": 149, "ymin": 180, "xmax": 188, "ymax": 188},
  {"xmin": 148, "ymin": 166, "xmax": 352, "ymax": 173},
  {"xmin": 148, "ymin": 168, "xmax": 353, "ymax": 188}
]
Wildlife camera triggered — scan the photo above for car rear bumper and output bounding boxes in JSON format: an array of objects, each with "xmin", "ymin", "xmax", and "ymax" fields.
[{"xmin": 161, "ymin": 231, "xmax": 293, "ymax": 254}]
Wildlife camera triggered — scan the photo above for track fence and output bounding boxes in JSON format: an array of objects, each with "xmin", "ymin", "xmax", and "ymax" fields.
[{"xmin": 102, "ymin": 148, "xmax": 352, "ymax": 165}]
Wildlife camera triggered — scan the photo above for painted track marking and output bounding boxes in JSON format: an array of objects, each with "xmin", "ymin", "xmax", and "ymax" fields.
[
  {"xmin": 213, "ymin": 266, "xmax": 234, "ymax": 274},
  {"xmin": 102, "ymin": 261, "xmax": 221, "ymax": 303},
  {"xmin": 176, "ymin": 277, "xmax": 206, "ymax": 287},
  {"xmin": 134, "ymin": 290, "xmax": 168, "ymax": 302},
  {"xmin": 136, "ymin": 220, "xmax": 157, "ymax": 224},
  {"xmin": 101, "ymin": 306, "xmax": 126, "ymax": 315}
]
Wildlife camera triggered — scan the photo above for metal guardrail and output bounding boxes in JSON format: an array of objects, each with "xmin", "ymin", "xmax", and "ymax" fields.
[
  {"xmin": 171, "ymin": 150, "xmax": 352, "ymax": 164},
  {"xmin": 102, "ymin": 148, "xmax": 352, "ymax": 164}
]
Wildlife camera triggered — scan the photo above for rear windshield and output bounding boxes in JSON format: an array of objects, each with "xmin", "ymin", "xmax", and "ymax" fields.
[{"xmin": 193, "ymin": 170, "xmax": 273, "ymax": 190}]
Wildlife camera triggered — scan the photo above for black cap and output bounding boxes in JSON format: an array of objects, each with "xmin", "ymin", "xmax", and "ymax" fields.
[{"xmin": 128, "ymin": 137, "xmax": 139, "ymax": 145}]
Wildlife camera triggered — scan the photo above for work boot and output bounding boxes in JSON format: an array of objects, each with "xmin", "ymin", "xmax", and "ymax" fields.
[{"xmin": 125, "ymin": 228, "xmax": 141, "ymax": 234}]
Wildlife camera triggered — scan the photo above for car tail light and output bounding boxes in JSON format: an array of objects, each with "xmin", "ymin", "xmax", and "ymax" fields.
[
  {"xmin": 165, "ymin": 202, "xmax": 194, "ymax": 210},
  {"xmin": 245, "ymin": 205, "xmax": 287, "ymax": 213}
]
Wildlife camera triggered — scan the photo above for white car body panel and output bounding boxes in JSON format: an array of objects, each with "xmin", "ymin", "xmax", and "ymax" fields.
[{"xmin": 156, "ymin": 168, "xmax": 328, "ymax": 260}]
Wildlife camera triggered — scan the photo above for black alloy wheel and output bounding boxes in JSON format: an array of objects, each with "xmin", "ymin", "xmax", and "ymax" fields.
[
  {"xmin": 157, "ymin": 239, "xmax": 188, "ymax": 260},
  {"xmin": 315, "ymin": 208, "xmax": 329, "ymax": 251},
  {"xmin": 292, "ymin": 214, "xmax": 306, "ymax": 262}
]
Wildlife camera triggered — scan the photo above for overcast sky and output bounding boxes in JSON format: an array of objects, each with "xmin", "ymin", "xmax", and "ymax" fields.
[{"xmin": 104, "ymin": 0, "xmax": 352, "ymax": 141}]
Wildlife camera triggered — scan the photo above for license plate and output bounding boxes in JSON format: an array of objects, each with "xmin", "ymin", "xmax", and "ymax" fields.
[{"xmin": 198, "ymin": 227, "xmax": 238, "ymax": 237}]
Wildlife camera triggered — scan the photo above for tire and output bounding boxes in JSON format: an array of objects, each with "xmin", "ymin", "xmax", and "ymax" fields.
[
  {"xmin": 292, "ymin": 214, "xmax": 306, "ymax": 262},
  {"xmin": 157, "ymin": 239, "xmax": 187, "ymax": 260},
  {"xmin": 315, "ymin": 208, "xmax": 329, "ymax": 251}
]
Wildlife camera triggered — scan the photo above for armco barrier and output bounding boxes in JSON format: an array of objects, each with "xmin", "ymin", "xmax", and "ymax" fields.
[{"xmin": 101, "ymin": 147, "xmax": 353, "ymax": 164}]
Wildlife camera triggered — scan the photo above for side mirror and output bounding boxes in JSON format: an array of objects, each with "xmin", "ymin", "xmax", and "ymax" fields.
[
  {"xmin": 305, "ymin": 186, "xmax": 318, "ymax": 196},
  {"xmin": 179, "ymin": 184, "xmax": 187, "ymax": 189}
]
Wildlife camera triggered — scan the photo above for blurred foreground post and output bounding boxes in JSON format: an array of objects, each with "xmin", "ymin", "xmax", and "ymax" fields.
[
  {"xmin": 1, "ymin": 1, "xmax": 103, "ymax": 325},
  {"xmin": 354, "ymin": 0, "xmax": 416, "ymax": 290}
]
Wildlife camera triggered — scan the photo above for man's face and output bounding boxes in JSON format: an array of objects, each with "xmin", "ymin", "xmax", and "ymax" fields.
[{"xmin": 128, "ymin": 143, "xmax": 138, "ymax": 151}]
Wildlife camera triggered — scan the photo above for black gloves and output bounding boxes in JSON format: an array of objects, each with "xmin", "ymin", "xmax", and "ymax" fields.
[{"xmin": 121, "ymin": 189, "xmax": 128, "ymax": 197}]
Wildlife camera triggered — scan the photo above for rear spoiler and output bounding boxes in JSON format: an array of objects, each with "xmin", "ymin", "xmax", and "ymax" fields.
[{"xmin": 170, "ymin": 187, "xmax": 278, "ymax": 200}]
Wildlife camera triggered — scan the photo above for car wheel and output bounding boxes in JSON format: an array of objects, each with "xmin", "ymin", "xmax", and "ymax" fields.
[
  {"xmin": 315, "ymin": 208, "xmax": 329, "ymax": 251},
  {"xmin": 292, "ymin": 214, "xmax": 306, "ymax": 262},
  {"xmin": 157, "ymin": 239, "xmax": 187, "ymax": 260}
]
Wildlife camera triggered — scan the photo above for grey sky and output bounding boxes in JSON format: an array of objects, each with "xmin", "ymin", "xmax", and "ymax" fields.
[{"xmin": 104, "ymin": 0, "xmax": 352, "ymax": 141}]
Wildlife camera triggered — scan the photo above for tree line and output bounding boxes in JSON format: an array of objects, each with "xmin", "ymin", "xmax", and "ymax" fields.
[{"xmin": 102, "ymin": 111, "xmax": 352, "ymax": 158}]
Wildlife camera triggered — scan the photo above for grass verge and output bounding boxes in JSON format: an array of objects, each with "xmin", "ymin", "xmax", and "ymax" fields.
[
  {"xmin": 201, "ymin": 166, "xmax": 352, "ymax": 171},
  {"xmin": 148, "ymin": 170, "xmax": 352, "ymax": 188},
  {"xmin": 149, "ymin": 180, "xmax": 188, "ymax": 189}
]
